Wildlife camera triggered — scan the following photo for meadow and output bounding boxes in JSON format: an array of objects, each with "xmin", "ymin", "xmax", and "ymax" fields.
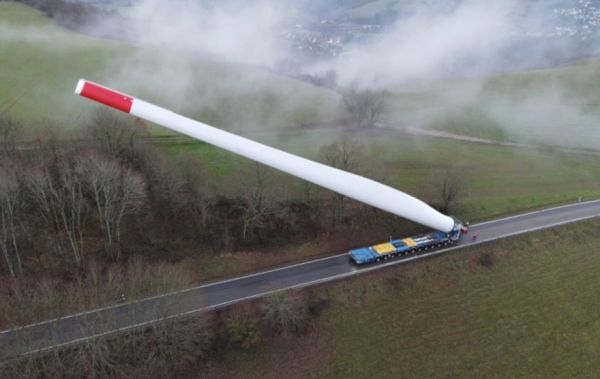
[
  {"xmin": 3, "ymin": 5, "xmax": 600, "ymax": 378},
  {"xmin": 208, "ymin": 219, "xmax": 600, "ymax": 378},
  {"xmin": 0, "ymin": 2, "xmax": 339, "ymax": 136},
  {"xmin": 167, "ymin": 127, "xmax": 600, "ymax": 225},
  {"xmin": 166, "ymin": 128, "xmax": 600, "ymax": 282},
  {"xmin": 3, "ymin": 1, "xmax": 600, "ymax": 283}
]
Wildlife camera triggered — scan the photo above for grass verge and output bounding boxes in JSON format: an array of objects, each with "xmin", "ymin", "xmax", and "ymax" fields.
[{"xmin": 209, "ymin": 218, "xmax": 600, "ymax": 378}]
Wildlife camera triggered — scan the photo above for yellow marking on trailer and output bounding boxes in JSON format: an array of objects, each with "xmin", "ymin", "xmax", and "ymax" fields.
[
  {"xmin": 373, "ymin": 243, "xmax": 396, "ymax": 255},
  {"xmin": 403, "ymin": 238, "xmax": 417, "ymax": 247}
]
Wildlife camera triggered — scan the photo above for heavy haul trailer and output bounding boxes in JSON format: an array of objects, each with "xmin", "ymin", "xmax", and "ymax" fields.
[{"xmin": 350, "ymin": 220, "xmax": 466, "ymax": 265}]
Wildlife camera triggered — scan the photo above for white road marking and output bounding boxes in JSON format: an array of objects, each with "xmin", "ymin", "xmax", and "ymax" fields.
[
  {"xmin": 18, "ymin": 213, "xmax": 599, "ymax": 356},
  {"xmin": 1, "ymin": 203, "xmax": 599, "ymax": 354},
  {"xmin": 22, "ymin": 271, "xmax": 358, "ymax": 356},
  {"xmin": 474, "ymin": 199, "xmax": 600, "ymax": 227},
  {"xmin": 0, "ymin": 251, "xmax": 350, "ymax": 335},
  {"xmin": 9, "ymin": 200, "xmax": 599, "ymax": 335}
]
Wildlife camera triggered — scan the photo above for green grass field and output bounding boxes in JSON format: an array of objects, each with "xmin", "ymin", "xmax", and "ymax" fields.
[
  {"xmin": 345, "ymin": 0, "xmax": 395, "ymax": 20},
  {"xmin": 4, "ymin": 2, "xmax": 600, "ymax": 284},
  {"xmin": 344, "ymin": 0, "xmax": 420, "ymax": 21},
  {"xmin": 4, "ymin": 6, "xmax": 600, "ymax": 376},
  {"xmin": 385, "ymin": 58, "xmax": 600, "ymax": 149},
  {"xmin": 167, "ymin": 127, "xmax": 600, "ymax": 225},
  {"xmin": 341, "ymin": 2, "xmax": 600, "ymax": 148},
  {"xmin": 168, "ymin": 127, "xmax": 600, "ymax": 283},
  {"xmin": 0, "ymin": 2, "xmax": 340, "ymax": 136},
  {"xmin": 0, "ymin": 2, "xmax": 125, "ymax": 129},
  {"xmin": 5, "ymin": 1, "xmax": 600, "ymax": 148},
  {"xmin": 209, "ymin": 219, "xmax": 600, "ymax": 378}
]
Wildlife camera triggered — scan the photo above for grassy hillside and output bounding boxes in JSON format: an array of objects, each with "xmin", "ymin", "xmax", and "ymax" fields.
[
  {"xmin": 386, "ymin": 59, "xmax": 600, "ymax": 149},
  {"xmin": 0, "ymin": 2, "xmax": 340, "ymax": 135},
  {"xmin": 3, "ymin": 2, "xmax": 600, "ymax": 284},
  {"xmin": 167, "ymin": 127, "xmax": 600, "ymax": 224},
  {"xmin": 0, "ymin": 2, "xmax": 124, "ymax": 129},
  {"xmin": 4, "ymin": 1, "xmax": 599, "ymax": 148},
  {"xmin": 345, "ymin": 0, "xmax": 396, "ymax": 20},
  {"xmin": 166, "ymin": 126, "xmax": 600, "ymax": 282},
  {"xmin": 344, "ymin": 0, "xmax": 419, "ymax": 21},
  {"xmin": 208, "ymin": 218, "xmax": 600, "ymax": 378},
  {"xmin": 341, "ymin": 3, "xmax": 600, "ymax": 149}
]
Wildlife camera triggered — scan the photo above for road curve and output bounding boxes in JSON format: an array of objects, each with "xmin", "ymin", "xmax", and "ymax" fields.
[{"xmin": 1, "ymin": 200, "xmax": 600, "ymax": 359}]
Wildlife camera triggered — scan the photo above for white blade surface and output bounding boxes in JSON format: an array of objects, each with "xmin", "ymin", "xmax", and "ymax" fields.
[
  {"xmin": 74, "ymin": 79, "xmax": 455, "ymax": 232},
  {"xmin": 131, "ymin": 99, "xmax": 455, "ymax": 232}
]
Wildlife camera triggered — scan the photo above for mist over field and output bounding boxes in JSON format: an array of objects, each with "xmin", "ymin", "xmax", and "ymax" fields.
[
  {"xmin": 312, "ymin": 1, "xmax": 516, "ymax": 88},
  {"xmin": 119, "ymin": 0, "xmax": 289, "ymax": 67},
  {"xmin": 75, "ymin": 0, "xmax": 598, "ymax": 148},
  {"xmin": 96, "ymin": 0, "xmax": 600, "ymax": 81},
  {"xmin": 2, "ymin": 3, "xmax": 600, "ymax": 377},
  {"xmin": 3, "ymin": 0, "xmax": 600, "ymax": 146}
]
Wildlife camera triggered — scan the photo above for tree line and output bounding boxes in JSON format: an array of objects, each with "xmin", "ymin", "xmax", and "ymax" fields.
[
  {"xmin": 0, "ymin": 285, "xmax": 327, "ymax": 378},
  {"xmin": 1, "ymin": 110, "xmax": 426, "ymax": 279},
  {"xmin": 0, "ymin": 101, "xmax": 465, "ymax": 378},
  {"xmin": 14, "ymin": 0, "xmax": 125, "ymax": 39}
]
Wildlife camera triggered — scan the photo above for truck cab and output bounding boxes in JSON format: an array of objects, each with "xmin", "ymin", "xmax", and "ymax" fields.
[{"xmin": 447, "ymin": 216, "xmax": 467, "ymax": 241}]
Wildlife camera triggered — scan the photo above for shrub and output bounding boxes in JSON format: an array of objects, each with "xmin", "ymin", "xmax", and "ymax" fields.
[
  {"xmin": 261, "ymin": 291, "xmax": 310, "ymax": 335},
  {"xmin": 225, "ymin": 310, "xmax": 262, "ymax": 349}
]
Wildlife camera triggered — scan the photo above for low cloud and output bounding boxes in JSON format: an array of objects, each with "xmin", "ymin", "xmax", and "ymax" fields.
[
  {"xmin": 119, "ymin": 0, "xmax": 290, "ymax": 67},
  {"xmin": 311, "ymin": 0, "xmax": 518, "ymax": 89}
]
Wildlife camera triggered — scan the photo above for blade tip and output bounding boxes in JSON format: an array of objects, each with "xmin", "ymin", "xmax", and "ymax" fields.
[{"xmin": 74, "ymin": 79, "xmax": 86, "ymax": 95}]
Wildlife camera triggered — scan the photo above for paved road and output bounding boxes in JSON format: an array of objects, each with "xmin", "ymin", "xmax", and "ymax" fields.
[{"xmin": 1, "ymin": 200, "xmax": 600, "ymax": 359}]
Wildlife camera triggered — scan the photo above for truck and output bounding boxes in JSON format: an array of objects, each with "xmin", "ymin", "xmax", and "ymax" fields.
[{"xmin": 349, "ymin": 219, "xmax": 467, "ymax": 265}]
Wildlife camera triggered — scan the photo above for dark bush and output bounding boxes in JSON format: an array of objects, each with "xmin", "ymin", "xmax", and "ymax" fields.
[{"xmin": 476, "ymin": 251, "xmax": 496, "ymax": 269}]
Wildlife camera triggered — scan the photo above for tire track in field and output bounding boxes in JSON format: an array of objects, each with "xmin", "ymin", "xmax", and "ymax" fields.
[
  {"xmin": 0, "ymin": 42, "xmax": 65, "ymax": 116},
  {"xmin": 0, "ymin": 66, "xmax": 57, "ymax": 116},
  {"xmin": 0, "ymin": 50, "xmax": 40, "ymax": 108}
]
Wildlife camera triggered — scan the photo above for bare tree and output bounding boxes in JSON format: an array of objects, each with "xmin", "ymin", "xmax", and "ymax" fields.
[
  {"xmin": 58, "ymin": 160, "xmax": 87, "ymax": 265},
  {"xmin": 34, "ymin": 120, "xmax": 65, "ymax": 162},
  {"xmin": 0, "ymin": 347, "xmax": 68, "ymax": 379},
  {"xmin": 0, "ymin": 115, "xmax": 23, "ymax": 157},
  {"xmin": 121, "ymin": 314, "xmax": 214, "ymax": 377},
  {"xmin": 0, "ymin": 164, "xmax": 23, "ymax": 277},
  {"xmin": 178, "ymin": 153, "xmax": 212, "ymax": 232},
  {"xmin": 145, "ymin": 154, "xmax": 187, "ymax": 230},
  {"xmin": 261, "ymin": 290, "xmax": 310, "ymax": 335},
  {"xmin": 0, "ymin": 275, "xmax": 66, "ymax": 335},
  {"xmin": 225, "ymin": 305, "xmax": 262, "ymax": 349},
  {"xmin": 437, "ymin": 166, "xmax": 465, "ymax": 214},
  {"xmin": 26, "ymin": 161, "xmax": 87, "ymax": 267},
  {"xmin": 26, "ymin": 167, "xmax": 65, "ymax": 262},
  {"xmin": 319, "ymin": 135, "xmax": 363, "ymax": 224},
  {"xmin": 77, "ymin": 154, "xmax": 146, "ymax": 261},
  {"xmin": 342, "ymin": 87, "xmax": 387, "ymax": 128},
  {"xmin": 86, "ymin": 109, "xmax": 146, "ymax": 156},
  {"xmin": 239, "ymin": 163, "xmax": 272, "ymax": 241}
]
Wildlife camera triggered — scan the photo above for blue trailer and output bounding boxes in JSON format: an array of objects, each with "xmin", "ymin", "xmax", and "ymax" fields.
[{"xmin": 350, "ymin": 220, "xmax": 466, "ymax": 265}]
